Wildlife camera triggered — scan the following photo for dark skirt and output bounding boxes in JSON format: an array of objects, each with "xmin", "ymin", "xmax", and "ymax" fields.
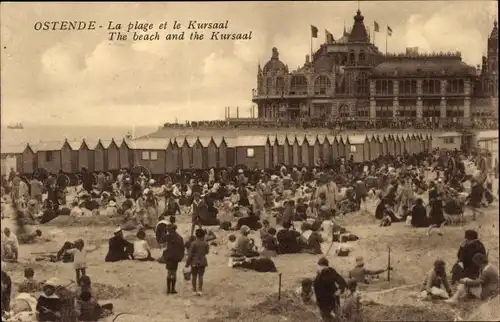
[{"xmin": 166, "ymin": 260, "xmax": 179, "ymax": 271}]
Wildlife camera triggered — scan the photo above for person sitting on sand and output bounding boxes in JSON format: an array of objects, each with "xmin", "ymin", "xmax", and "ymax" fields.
[
  {"xmin": 233, "ymin": 226, "xmax": 260, "ymax": 258},
  {"xmin": 419, "ymin": 259, "xmax": 452, "ymax": 300},
  {"xmin": 302, "ymin": 223, "xmax": 323, "ymax": 255},
  {"xmin": 235, "ymin": 210, "xmax": 262, "ymax": 231},
  {"xmin": 133, "ymin": 229, "xmax": 155, "ymax": 261},
  {"xmin": 260, "ymin": 227, "xmax": 278, "ymax": 257},
  {"xmin": 104, "ymin": 200, "xmax": 118, "ymax": 217},
  {"xmin": 74, "ymin": 275, "xmax": 114, "ymax": 322},
  {"xmin": 1, "ymin": 228, "xmax": 19, "ymax": 262},
  {"xmin": 105, "ymin": 228, "xmax": 134, "ymax": 262},
  {"xmin": 259, "ymin": 219, "xmax": 271, "ymax": 239},
  {"xmin": 276, "ymin": 221, "xmax": 301, "ymax": 254},
  {"xmin": 18, "ymin": 268, "xmax": 41, "ymax": 295},
  {"xmin": 349, "ymin": 256, "xmax": 388, "ymax": 284},
  {"xmin": 36, "ymin": 279, "xmax": 62, "ymax": 322},
  {"xmin": 445, "ymin": 253, "xmax": 499, "ymax": 304},
  {"xmin": 121, "ymin": 200, "xmax": 138, "ymax": 231},
  {"xmin": 295, "ymin": 278, "xmax": 315, "ymax": 305},
  {"xmin": 3, "ymin": 292, "xmax": 38, "ymax": 322},
  {"xmin": 451, "ymin": 229, "xmax": 487, "ymax": 284}
]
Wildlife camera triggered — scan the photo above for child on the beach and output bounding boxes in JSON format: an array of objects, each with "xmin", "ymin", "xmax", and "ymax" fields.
[{"xmin": 65, "ymin": 239, "xmax": 87, "ymax": 282}]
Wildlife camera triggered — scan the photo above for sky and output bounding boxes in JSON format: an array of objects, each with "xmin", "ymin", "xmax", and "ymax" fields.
[{"xmin": 1, "ymin": 1, "xmax": 497, "ymax": 126}]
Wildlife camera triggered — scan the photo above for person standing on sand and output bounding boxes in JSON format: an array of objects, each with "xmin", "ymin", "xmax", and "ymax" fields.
[
  {"xmin": 163, "ymin": 224, "xmax": 184, "ymax": 295},
  {"xmin": 185, "ymin": 229, "xmax": 209, "ymax": 296},
  {"xmin": 313, "ymin": 257, "xmax": 347, "ymax": 322}
]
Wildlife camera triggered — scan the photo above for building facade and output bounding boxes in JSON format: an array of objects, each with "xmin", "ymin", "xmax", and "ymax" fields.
[{"xmin": 252, "ymin": 10, "xmax": 498, "ymax": 126}]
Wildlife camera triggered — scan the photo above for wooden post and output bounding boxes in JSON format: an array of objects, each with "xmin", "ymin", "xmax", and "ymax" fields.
[
  {"xmin": 278, "ymin": 273, "xmax": 282, "ymax": 301},
  {"xmin": 387, "ymin": 246, "xmax": 391, "ymax": 282}
]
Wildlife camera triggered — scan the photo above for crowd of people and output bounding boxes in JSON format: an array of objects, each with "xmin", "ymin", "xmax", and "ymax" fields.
[
  {"xmin": 160, "ymin": 118, "xmax": 498, "ymax": 131},
  {"xmin": 1, "ymin": 146, "xmax": 498, "ymax": 321}
]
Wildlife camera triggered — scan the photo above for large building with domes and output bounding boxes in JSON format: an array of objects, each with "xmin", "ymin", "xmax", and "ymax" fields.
[{"xmin": 252, "ymin": 9, "xmax": 498, "ymax": 126}]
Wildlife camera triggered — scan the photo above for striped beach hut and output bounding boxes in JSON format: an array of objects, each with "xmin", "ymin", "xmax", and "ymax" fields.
[
  {"xmin": 166, "ymin": 139, "xmax": 180, "ymax": 173},
  {"xmin": 217, "ymin": 137, "xmax": 228, "ymax": 168},
  {"xmin": 21, "ymin": 143, "xmax": 37, "ymax": 175},
  {"xmin": 78, "ymin": 140, "xmax": 96, "ymax": 172},
  {"xmin": 106, "ymin": 139, "xmax": 120, "ymax": 172},
  {"xmin": 284, "ymin": 135, "xmax": 294, "ymax": 166},
  {"xmin": 265, "ymin": 135, "xmax": 275, "ymax": 169},
  {"xmin": 293, "ymin": 134, "xmax": 305, "ymax": 166},
  {"xmin": 305, "ymin": 134, "xmax": 318, "ymax": 166}
]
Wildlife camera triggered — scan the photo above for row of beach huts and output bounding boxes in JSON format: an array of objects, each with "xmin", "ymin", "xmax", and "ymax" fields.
[{"xmin": 1, "ymin": 133, "xmax": 435, "ymax": 176}]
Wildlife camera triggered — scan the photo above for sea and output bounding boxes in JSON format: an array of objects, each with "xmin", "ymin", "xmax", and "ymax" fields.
[{"xmin": 1, "ymin": 124, "xmax": 158, "ymax": 153}]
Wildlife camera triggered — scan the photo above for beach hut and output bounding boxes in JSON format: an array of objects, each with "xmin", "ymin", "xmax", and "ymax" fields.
[
  {"xmin": 224, "ymin": 138, "xmax": 236, "ymax": 167},
  {"xmin": 177, "ymin": 137, "xmax": 192, "ymax": 169},
  {"xmin": 317, "ymin": 134, "xmax": 326, "ymax": 164},
  {"xmin": 166, "ymin": 139, "xmax": 180, "ymax": 173},
  {"xmin": 35, "ymin": 141, "xmax": 64, "ymax": 174},
  {"xmin": 369, "ymin": 135, "xmax": 379, "ymax": 160},
  {"xmin": 275, "ymin": 135, "xmax": 287, "ymax": 165},
  {"xmin": 233, "ymin": 135, "xmax": 268, "ymax": 169},
  {"xmin": 407, "ymin": 134, "xmax": 415, "ymax": 154},
  {"xmin": 106, "ymin": 139, "xmax": 120, "ymax": 172},
  {"xmin": 119, "ymin": 140, "xmax": 132, "ymax": 171},
  {"xmin": 129, "ymin": 139, "xmax": 168, "ymax": 175},
  {"xmin": 198, "ymin": 137, "xmax": 213, "ymax": 169},
  {"xmin": 324, "ymin": 135, "xmax": 335, "ymax": 161},
  {"xmin": 380, "ymin": 135, "xmax": 388, "ymax": 155},
  {"xmin": 217, "ymin": 137, "xmax": 228, "ymax": 168},
  {"xmin": 191, "ymin": 137, "xmax": 204, "ymax": 169},
  {"xmin": 386, "ymin": 135, "xmax": 395, "ymax": 156},
  {"xmin": 394, "ymin": 134, "xmax": 402, "ymax": 156},
  {"xmin": 93, "ymin": 140, "xmax": 108, "ymax": 172},
  {"xmin": 61, "ymin": 140, "xmax": 80, "ymax": 173},
  {"xmin": 304, "ymin": 135, "xmax": 318, "ymax": 166},
  {"xmin": 265, "ymin": 136, "xmax": 275, "ymax": 169},
  {"xmin": 293, "ymin": 134, "xmax": 305, "ymax": 166},
  {"xmin": 348, "ymin": 135, "xmax": 369, "ymax": 163},
  {"xmin": 337, "ymin": 136, "xmax": 346, "ymax": 158},
  {"xmin": 21, "ymin": 144, "xmax": 37, "ymax": 175},
  {"xmin": 78, "ymin": 140, "xmax": 95, "ymax": 173},
  {"xmin": 285, "ymin": 135, "xmax": 294, "ymax": 166}
]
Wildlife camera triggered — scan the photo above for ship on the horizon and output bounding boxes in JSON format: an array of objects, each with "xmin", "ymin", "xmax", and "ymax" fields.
[{"xmin": 6, "ymin": 123, "xmax": 24, "ymax": 129}]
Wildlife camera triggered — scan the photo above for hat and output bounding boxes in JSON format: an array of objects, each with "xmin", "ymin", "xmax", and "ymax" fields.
[
  {"xmin": 143, "ymin": 188, "xmax": 150, "ymax": 195},
  {"xmin": 149, "ymin": 179, "xmax": 155, "ymax": 185},
  {"xmin": 355, "ymin": 256, "xmax": 364, "ymax": 266},
  {"xmin": 44, "ymin": 278, "xmax": 59, "ymax": 288},
  {"xmin": 240, "ymin": 225, "xmax": 251, "ymax": 234},
  {"xmin": 28, "ymin": 199, "xmax": 37, "ymax": 205},
  {"xmin": 114, "ymin": 227, "xmax": 122, "ymax": 234},
  {"xmin": 108, "ymin": 200, "xmax": 117, "ymax": 207},
  {"xmin": 238, "ymin": 169, "xmax": 244, "ymax": 174}
]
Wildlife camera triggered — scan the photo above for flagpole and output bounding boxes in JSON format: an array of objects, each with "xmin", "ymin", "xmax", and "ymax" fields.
[
  {"xmin": 385, "ymin": 25, "xmax": 388, "ymax": 55},
  {"xmin": 373, "ymin": 22, "xmax": 376, "ymax": 46},
  {"xmin": 310, "ymin": 32, "xmax": 313, "ymax": 61}
]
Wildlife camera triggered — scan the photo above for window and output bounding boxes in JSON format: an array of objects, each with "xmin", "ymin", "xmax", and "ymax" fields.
[
  {"xmin": 150, "ymin": 151, "xmax": 158, "ymax": 160},
  {"xmin": 444, "ymin": 137, "xmax": 455, "ymax": 144},
  {"xmin": 350, "ymin": 146, "xmax": 357, "ymax": 153},
  {"xmin": 141, "ymin": 151, "xmax": 150, "ymax": 160},
  {"xmin": 375, "ymin": 80, "xmax": 393, "ymax": 95},
  {"xmin": 276, "ymin": 77, "xmax": 285, "ymax": 95},
  {"xmin": 45, "ymin": 151, "xmax": 54, "ymax": 162},
  {"xmin": 265, "ymin": 77, "xmax": 273, "ymax": 95},
  {"xmin": 246, "ymin": 148, "xmax": 255, "ymax": 158},
  {"xmin": 314, "ymin": 76, "xmax": 331, "ymax": 95},
  {"xmin": 290, "ymin": 75, "xmax": 308, "ymax": 95},
  {"xmin": 359, "ymin": 50, "xmax": 366, "ymax": 61}
]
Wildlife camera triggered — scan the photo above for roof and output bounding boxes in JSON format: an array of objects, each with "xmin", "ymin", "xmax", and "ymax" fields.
[
  {"xmin": 198, "ymin": 137, "xmax": 212, "ymax": 147},
  {"xmin": 348, "ymin": 135, "xmax": 366, "ymax": 145},
  {"xmin": 305, "ymin": 135, "xmax": 317, "ymax": 145},
  {"xmin": 267, "ymin": 135, "xmax": 277, "ymax": 146},
  {"xmin": 233, "ymin": 135, "xmax": 268, "ymax": 147},
  {"xmin": 81, "ymin": 139, "xmax": 99, "ymax": 150},
  {"xmin": 31, "ymin": 141, "xmax": 64, "ymax": 151},
  {"xmin": 294, "ymin": 134, "xmax": 305, "ymax": 145},
  {"xmin": 95, "ymin": 140, "xmax": 114, "ymax": 149},
  {"xmin": 212, "ymin": 136, "xmax": 224, "ymax": 147},
  {"xmin": 128, "ymin": 139, "xmax": 169, "ymax": 150},
  {"xmin": 477, "ymin": 130, "xmax": 498, "ymax": 141},
  {"xmin": 263, "ymin": 47, "xmax": 286, "ymax": 73},
  {"xmin": 372, "ymin": 55, "xmax": 475, "ymax": 77},
  {"xmin": 185, "ymin": 136, "xmax": 198, "ymax": 147},
  {"xmin": 317, "ymin": 134, "xmax": 326, "ymax": 144},
  {"xmin": 276, "ymin": 135, "xmax": 287, "ymax": 145},
  {"xmin": 174, "ymin": 136, "xmax": 186, "ymax": 146},
  {"xmin": 437, "ymin": 132, "xmax": 461, "ymax": 138},
  {"xmin": 326, "ymin": 135, "xmax": 336, "ymax": 144},
  {"xmin": 66, "ymin": 140, "xmax": 81, "ymax": 150},
  {"xmin": 1, "ymin": 143, "xmax": 25, "ymax": 154}
]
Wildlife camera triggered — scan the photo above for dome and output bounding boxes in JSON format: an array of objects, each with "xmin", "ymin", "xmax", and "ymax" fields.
[{"xmin": 263, "ymin": 47, "xmax": 286, "ymax": 73}]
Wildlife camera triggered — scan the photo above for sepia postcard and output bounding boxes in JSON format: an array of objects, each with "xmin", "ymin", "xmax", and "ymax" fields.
[{"xmin": 0, "ymin": 2, "xmax": 499, "ymax": 322}]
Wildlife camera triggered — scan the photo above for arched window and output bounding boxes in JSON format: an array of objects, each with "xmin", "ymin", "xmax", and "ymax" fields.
[
  {"xmin": 359, "ymin": 50, "xmax": 366, "ymax": 61},
  {"xmin": 349, "ymin": 51, "xmax": 355, "ymax": 64},
  {"xmin": 276, "ymin": 77, "xmax": 285, "ymax": 95},
  {"xmin": 290, "ymin": 75, "xmax": 308, "ymax": 95},
  {"xmin": 314, "ymin": 76, "xmax": 331, "ymax": 95},
  {"xmin": 265, "ymin": 77, "xmax": 273, "ymax": 95}
]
